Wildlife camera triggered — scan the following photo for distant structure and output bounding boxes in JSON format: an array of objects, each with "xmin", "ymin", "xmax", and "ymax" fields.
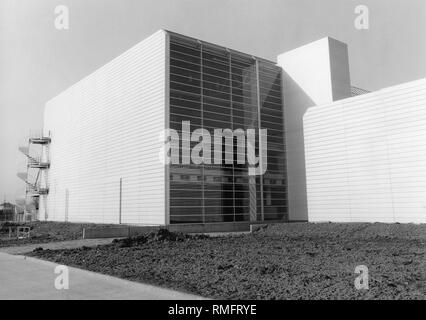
[{"xmin": 0, "ymin": 202, "xmax": 23, "ymax": 222}]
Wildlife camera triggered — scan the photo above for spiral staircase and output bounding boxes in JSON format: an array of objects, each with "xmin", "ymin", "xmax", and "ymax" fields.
[{"xmin": 17, "ymin": 132, "xmax": 51, "ymax": 220}]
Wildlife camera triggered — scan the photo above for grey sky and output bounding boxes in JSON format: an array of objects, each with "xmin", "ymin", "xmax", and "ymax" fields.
[{"xmin": 1, "ymin": 0, "xmax": 426, "ymax": 202}]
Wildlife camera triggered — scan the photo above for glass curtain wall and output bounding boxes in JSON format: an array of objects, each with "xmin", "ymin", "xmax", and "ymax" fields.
[
  {"xmin": 258, "ymin": 61, "xmax": 287, "ymax": 220},
  {"xmin": 168, "ymin": 33, "xmax": 287, "ymax": 224}
]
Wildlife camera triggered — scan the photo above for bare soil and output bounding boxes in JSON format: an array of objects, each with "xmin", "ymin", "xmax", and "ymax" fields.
[
  {"xmin": 29, "ymin": 223, "xmax": 426, "ymax": 299},
  {"xmin": 0, "ymin": 221, "xmax": 100, "ymax": 247}
]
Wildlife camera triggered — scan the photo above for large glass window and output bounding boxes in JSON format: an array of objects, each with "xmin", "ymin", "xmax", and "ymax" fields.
[
  {"xmin": 258, "ymin": 61, "xmax": 287, "ymax": 221},
  {"xmin": 168, "ymin": 33, "xmax": 287, "ymax": 224}
]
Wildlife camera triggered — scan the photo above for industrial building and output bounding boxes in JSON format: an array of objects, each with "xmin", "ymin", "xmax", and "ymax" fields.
[{"xmin": 18, "ymin": 29, "xmax": 426, "ymax": 226}]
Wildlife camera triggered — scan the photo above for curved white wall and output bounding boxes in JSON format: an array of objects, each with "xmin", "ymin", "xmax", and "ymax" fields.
[{"xmin": 304, "ymin": 78, "xmax": 426, "ymax": 223}]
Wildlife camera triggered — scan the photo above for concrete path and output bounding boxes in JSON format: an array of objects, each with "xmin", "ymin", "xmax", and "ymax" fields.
[
  {"xmin": 0, "ymin": 252, "xmax": 204, "ymax": 300},
  {"xmin": 0, "ymin": 238, "xmax": 120, "ymax": 255}
]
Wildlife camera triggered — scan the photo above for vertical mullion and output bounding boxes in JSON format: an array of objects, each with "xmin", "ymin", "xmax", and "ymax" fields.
[
  {"xmin": 279, "ymin": 70, "xmax": 289, "ymax": 222},
  {"xmin": 255, "ymin": 59, "xmax": 265, "ymax": 221},
  {"xmin": 229, "ymin": 51, "xmax": 236, "ymax": 222},
  {"xmin": 165, "ymin": 31, "xmax": 171, "ymax": 225},
  {"xmin": 199, "ymin": 41, "xmax": 205, "ymax": 224}
]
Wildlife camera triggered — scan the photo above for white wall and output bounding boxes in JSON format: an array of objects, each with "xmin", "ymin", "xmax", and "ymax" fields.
[
  {"xmin": 304, "ymin": 77, "xmax": 426, "ymax": 223},
  {"xmin": 277, "ymin": 37, "xmax": 351, "ymax": 221},
  {"xmin": 41, "ymin": 30, "xmax": 167, "ymax": 225}
]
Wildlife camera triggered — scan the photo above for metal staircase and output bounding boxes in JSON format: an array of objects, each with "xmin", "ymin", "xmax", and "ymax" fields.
[
  {"xmin": 17, "ymin": 131, "xmax": 51, "ymax": 220},
  {"xmin": 28, "ymin": 157, "xmax": 50, "ymax": 169}
]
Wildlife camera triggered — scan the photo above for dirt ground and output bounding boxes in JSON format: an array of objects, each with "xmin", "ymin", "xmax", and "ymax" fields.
[
  {"xmin": 0, "ymin": 221, "xmax": 98, "ymax": 247},
  {"xmin": 30, "ymin": 223, "xmax": 425, "ymax": 300}
]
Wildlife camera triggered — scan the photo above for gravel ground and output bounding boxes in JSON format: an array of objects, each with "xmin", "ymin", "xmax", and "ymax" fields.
[
  {"xmin": 29, "ymin": 223, "xmax": 426, "ymax": 300},
  {"xmin": 0, "ymin": 221, "xmax": 104, "ymax": 247}
]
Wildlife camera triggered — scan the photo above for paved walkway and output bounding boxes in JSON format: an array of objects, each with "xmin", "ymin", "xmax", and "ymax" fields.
[
  {"xmin": 0, "ymin": 252, "xmax": 204, "ymax": 300},
  {"xmin": 0, "ymin": 238, "xmax": 119, "ymax": 255}
]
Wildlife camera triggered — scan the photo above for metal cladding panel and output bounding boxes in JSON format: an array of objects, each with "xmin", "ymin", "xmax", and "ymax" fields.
[
  {"xmin": 43, "ymin": 30, "xmax": 167, "ymax": 225},
  {"xmin": 304, "ymin": 78, "xmax": 426, "ymax": 223}
]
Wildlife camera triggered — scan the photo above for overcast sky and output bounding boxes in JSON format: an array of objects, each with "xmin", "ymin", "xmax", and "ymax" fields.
[{"xmin": 1, "ymin": 0, "xmax": 426, "ymax": 202}]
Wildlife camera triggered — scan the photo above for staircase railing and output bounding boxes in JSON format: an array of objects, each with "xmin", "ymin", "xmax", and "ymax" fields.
[{"xmin": 17, "ymin": 130, "xmax": 51, "ymax": 219}]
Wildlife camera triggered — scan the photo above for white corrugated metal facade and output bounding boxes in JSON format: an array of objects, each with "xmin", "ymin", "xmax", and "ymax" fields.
[
  {"xmin": 41, "ymin": 30, "xmax": 168, "ymax": 225},
  {"xmin": 37, "ymin": 29, "xmax": 426, "ymax": 225},
  {"xmin": 304, "ymin": 78, "xmax": 426, "ymax": 223}
]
